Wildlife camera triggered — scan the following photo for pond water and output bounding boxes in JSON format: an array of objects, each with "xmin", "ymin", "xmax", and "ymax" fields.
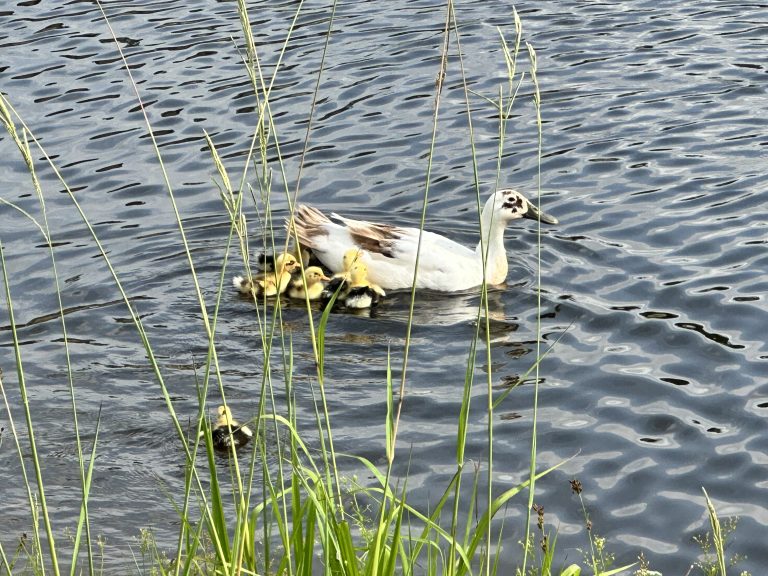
[{"xmin": 1, "ymin": 0, "xmax": 767, "ymax": 573}]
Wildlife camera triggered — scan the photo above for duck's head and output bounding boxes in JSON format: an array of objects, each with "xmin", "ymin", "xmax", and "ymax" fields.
[
  {"xmin": 304, "ymin": 266, "xmax": 331, "ymax": 285},
  {"xmin": 488, "ymin": 189, "xmax": 558, "ymax": 225},
  {"xmin": 275, "ymin": 253, "xmax": 299, "ymax": 273}
]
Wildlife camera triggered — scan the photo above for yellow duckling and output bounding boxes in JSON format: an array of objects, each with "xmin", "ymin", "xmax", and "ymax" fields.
[
  {"xmin": 341, "ymin": 247, "xmax": 364, "ymax": 271},
  {"xmin": 233, "ymin": 253, "xmax": 299, "ymax": 297},
  {"xmin": 338, "ymin": 261, "xmax": 386, "ymax": 309},
  {"xmin": 287, "ymin": 266, "xmax": 331, "ymax": 300},
  {"xmin": 209, "ymin": 405, "xmax": 253, "ymax": 451},
  {"xmin": 258, "ymin": 244, "xmax": 312, "ymax": 272},
  {"xmin": 321, "ymin": 247, "xmax": 365, "ymax": 305}
]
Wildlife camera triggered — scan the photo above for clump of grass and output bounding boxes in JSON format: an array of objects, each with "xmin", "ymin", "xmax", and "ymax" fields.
[
  {"xmin": 568, "ymin": 478, "xmax": 631, "ymax": 575},
  {"xmin": 689, "ymin": 490, "xmax": 751, "ymax": 576}
]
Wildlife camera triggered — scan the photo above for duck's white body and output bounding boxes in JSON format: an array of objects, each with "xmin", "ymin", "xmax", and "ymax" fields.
[{"xmin": 290, "ymin": 189, "xmax": 557, "ymax": 291}]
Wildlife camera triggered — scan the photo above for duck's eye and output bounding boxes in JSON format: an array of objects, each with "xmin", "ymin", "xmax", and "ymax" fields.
[{"xmin": 503, "ymin": 196, "xmax": 523, "ymax": 210}]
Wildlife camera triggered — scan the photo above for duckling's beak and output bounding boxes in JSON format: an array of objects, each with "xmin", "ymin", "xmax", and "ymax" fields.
[
  {"xmin": 320, "ymin": 273, "xmax": 331, "ymax": 282},
  {"xmin": 523, "ymin": 203, "xmax": 558, "ymax": 225}
]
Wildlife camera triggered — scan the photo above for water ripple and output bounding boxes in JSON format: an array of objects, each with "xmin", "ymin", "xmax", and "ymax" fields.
[{"xmin": 1, "ymin": 0, "xmax": 767, "ymax": 572}]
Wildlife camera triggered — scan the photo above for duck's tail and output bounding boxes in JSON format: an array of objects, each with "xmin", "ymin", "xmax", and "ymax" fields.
[{"xmin": 287, "ymin": 205, "xmax": 331, "ymax": 250}]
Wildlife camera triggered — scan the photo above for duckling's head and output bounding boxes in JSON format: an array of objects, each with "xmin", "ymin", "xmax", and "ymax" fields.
[
  {"xmin": 275, "ymin": 253, "xmax": 299, "ymax": 273},
  {"xmin": 349, "ymin": 262, "xmax": 369, "ymax": 284},
  {"xmin": 488, "ymin": 189, "xmax": 558, "ymax": 225},
  {"xmin": 215, "ymin": 405, "xmax": 234, "ymax": 426},
  {"xmin": 304, "ymin": 266, "xmax": 331, "ymax": 285},
  {"xmin": 342, "ymin": 248, "xmax": 364, "ymax": 271}
]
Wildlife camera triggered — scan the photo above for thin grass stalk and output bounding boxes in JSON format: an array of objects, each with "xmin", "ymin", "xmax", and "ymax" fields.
[
  {"xmin": 349, "ymin": 456, "xmax": 472, "ymax": 573},
  {"xmin": 462, "ymin": 463, "xmax": 481, "ymax": 554},
  {"xmin": 262, "ymin": 336, "xmax": 296, "ymax": 574},
  {"xmin": 491, "ymin": 509, "xmax": 505, "ymax": 576},
  {"xmin": 267, "ymin": 337, "xmax": 297, "ymax": 576},
  {"xmin": 240, "ymin": 487, "xmax": 258, "ymax": 573},
  {"xmin": 95, "ymin": 0, "xmax": 228, "ymax": 394},
  {"xmin": 572, "ymin": 489, "xmax": 600, "ymax": 574},
  {"xmin": 176, "ymin": 434, "xmax": 203, "ymax": 576},
  {"xmin": 208, "ymin": 20, "xmax": 328, "ymax": 569},
  {"xmin": 288, "ymin": 391, "xmax": 309, "ymax": 576},
  {"xmin": 455, "ymin": 461, "xmax": 567, "ymax": 576},
  {"xmin": 702, "ymin": 488, "xmax": 727, "ymax": 576},
  {"xmin": 200, "ymin": 417, "xmax": 233, "ymax": 569},
  {"xmin": 446, "ymin": 2, "xmax": 497, "ymax": 569},
  {"xmin": 95, "ymin": 0, "xmax": 218, "ymax": 344},
  {"xmin": 384, "ymin": 479, "xmax": 409, "ymax": 576},
  {"xmin": 239, "ymin": 25, "xmax": 348, "ymax": 547},
  {"xmin": 245, "ymin": 9, "xmax": 348, "ymax": 520},
  {"xmin": 2, "ymin": 90, "xmax": 236, "ymax": 573},
  {"xmin": 369, "ymin": 349, "xmax": 399, "ymax": 575},
  {"xmin": 0, "ymin": 241, "xmax": 61, "ymax": 576},
  {"xmin": 71, "ymin": 410, "xmax": 101, "ymax": 576},
  {"xmin": 306, "ymin": 383, "xmax": 336, "ymax": 576},
  {"xmin": 521, "ymin": 40, "xmax": 543, "ymax": 576},
  {"xmin": 0, "ymin": 14, "xmax": 235, "ymax": 561},
  {"xmin": 0, "ymin": 371, "xmax": 45, "ymax": 574},
  {"xmin": 92, "ymin": 22, "xmax": 259, "ymax": 570},
  {"xmin": 370, "ymin": 9, "xmax": 454, "ymax": 569},
  {"xmin": 278, "ymin": 368, "xmax": 305, "ymax": 576},
  {"xmin": 184, "ymin": 366, "xmax": 218, "ymax": 574},
  {"xmin": 2, "ymin": 98, "xmax": 96, "ymax": 575},
  {"xmin": 447, "ymin": 8, "xmax": 505, "ymax": 573},
  {"xmin": 206, "ymin": 133, "xmax": 278, "ymax": 575},
  {"xmin": 393, "ymin": 0, "xmax": 452, "ymax": 438},
  {"xmin": 96, "ymin": 9, "xmax": 251, "ymax": 535},
  {"xmin": 18, "ymin": 119, "xmax": 96, "ymax": 575},
  {"xmin": 280, "ymin": 471, "xmax": 344, "ymax": 575},
  {"xmin": 94, "ymin": 14, "xmax": 262, "ymax": 569},
  {"xmin": 249, "ymin": 166, "xmax": 294, "ymax": 575},
  {"xmin": 0, "ymin": 542, "xmax": 11, "ymax": 575},
  {"xmin": 235, "ymin": 0, "xmax": 298, "ymax": 267},
  {"xmin": 280, "ymin": 0, "xmax": 338, "ymax": 356}
]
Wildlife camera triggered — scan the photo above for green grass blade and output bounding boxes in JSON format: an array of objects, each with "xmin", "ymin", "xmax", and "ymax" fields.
[
  {"xmin": 702, "ymin": 488, "xmax": 727, "ymax": 576},
  {"xmin": 0, "ymin": 240, "xmax": 61, "ymax": 576},
  {"xmin": 69, "ymin": 406, "xmax": 101, "ymax": 576}
]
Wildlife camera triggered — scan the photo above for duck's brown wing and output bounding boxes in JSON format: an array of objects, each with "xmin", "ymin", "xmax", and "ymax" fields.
[
  {"xmin": 288, "ymin": 205, "xmax": 332, "ymax": 249},
  {"xmin": 330, "ymin": 213, "xmax": 408, "ymax": 259}
]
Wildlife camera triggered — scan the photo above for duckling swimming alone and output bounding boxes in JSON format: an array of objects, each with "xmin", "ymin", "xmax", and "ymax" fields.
[
  {"xmin": 209, "ymin": 405, "xmax": 253, "ymax": 451},
  {"xmin": 233, "ymin": 253, "xmax": 299, "ymax": 297},
  {"xmin": 290, "ymin": 189, "xmax": 558, "ymax": 291},
  {"xmin": 287, "ymin": 266, "xmax": 331, "ymax": 300}
]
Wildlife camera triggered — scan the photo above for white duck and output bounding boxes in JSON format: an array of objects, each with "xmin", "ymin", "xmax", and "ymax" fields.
[{"xmin": 289, "ymin": 189, "xmax": 558, "ymax": 291}]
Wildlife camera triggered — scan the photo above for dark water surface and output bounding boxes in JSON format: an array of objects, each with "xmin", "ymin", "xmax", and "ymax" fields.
[{"xmin": 1, "ymin": 0, "xmax": 767, "ymax": 572}]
